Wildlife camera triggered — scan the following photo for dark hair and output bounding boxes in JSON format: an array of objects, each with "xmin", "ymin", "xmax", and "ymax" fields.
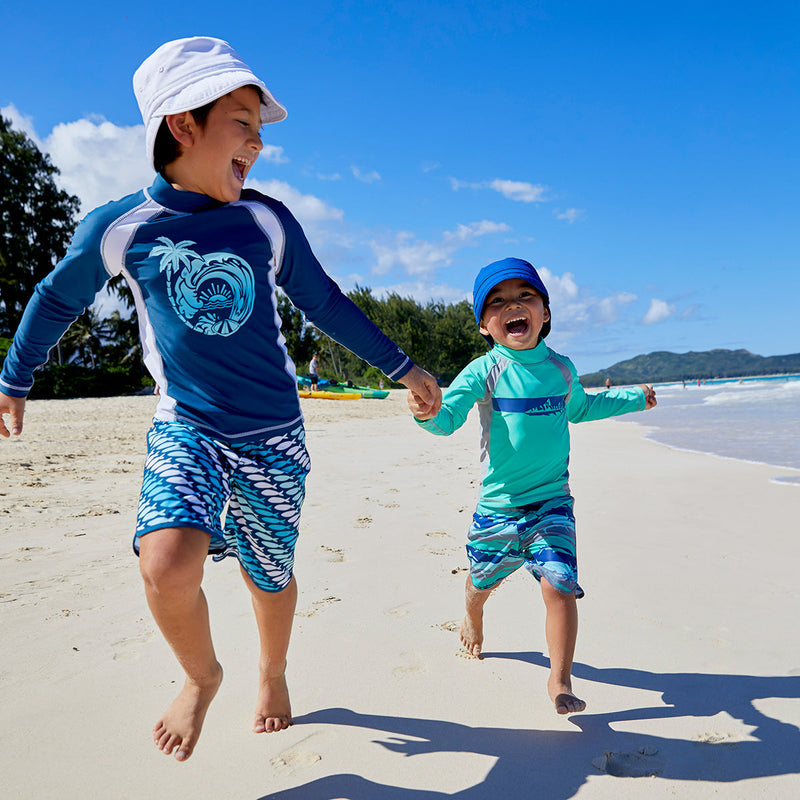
[
  {"xmin": 152, "ymin": 85, "xmax": 265, "ymax": 176},
  {"xmin": 153, "ymin": 100, "xmax": 216, "ymax": 176}
]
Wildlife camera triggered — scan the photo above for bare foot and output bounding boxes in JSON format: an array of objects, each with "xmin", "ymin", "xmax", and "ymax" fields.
[
  {"xmin": 459, "ymin": 611, "xmax": 484, "ymax": 658},
  {"xmin": 253, "ymin": 664, "xmax": 292, "ymax": 733},
  {"xmin": 548, "ymin": 680, "xmax": 586, "ymax": 715},
  {"xmin": 153, "ymin": 663, "xmax": 223, "ymax": 761}
]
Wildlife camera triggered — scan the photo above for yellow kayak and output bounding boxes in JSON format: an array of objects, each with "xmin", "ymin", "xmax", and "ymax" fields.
[{"xmin": 298, "ymin": 390, "xmax": 362, "ymax": 400}]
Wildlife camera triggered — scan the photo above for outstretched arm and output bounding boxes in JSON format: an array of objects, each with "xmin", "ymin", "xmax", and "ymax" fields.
[
  {"xmin": 0, "ymin": 393, "xmax": 26, "ymax": 437},
  {"xmin": 399, "ymin": 365, "xmax": 441, "ymax": 419}
]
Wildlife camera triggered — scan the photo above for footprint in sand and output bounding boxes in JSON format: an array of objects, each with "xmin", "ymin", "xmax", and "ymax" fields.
[
  {"xmin": 15, "ymin": 546, "xmax": 47, "ymax": 562},
  {"xmin": 355, "ymin": 516, "xmax": 372, "ymax": 528},
  {"xmin": 592, "ymin": 747, "xmax": 665, "ymax": 777},
  {"xmin": 433, "ymin": 620, "xmax": 459, "ymax": 632},
  {"xmin": 318, "ymin": 545, "xmax": 345, "ymax": 562},
  {"xmin": 693, "ymin": 732, "xmax": 743, "ymax": 744},
  {"xmin": 386, "ymin": 602, "xmax": 415, "ymax": 617},
  {"xmin": 111, "ymin": 632, "xmax": 154, "ymax": 661},
  {"xmin": 72, "ymin": 506, "xmax": 120, "ymax": 517},
  {"xmin": 392, "ymin": 651, "xmax": 426, "ymax": 677},
  {"xmin": 421, "ymin": 546, "xmax": 451, "ymax": 556},
  {"xmin": 295, "ymin": 596, "xmax": 342, "ymax": 618},
  {"xmin": 271, "ymin": 736, "xmax": 322, "ymax": 774}
]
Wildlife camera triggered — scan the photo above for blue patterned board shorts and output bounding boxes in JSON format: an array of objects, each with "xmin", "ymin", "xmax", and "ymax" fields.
[
  {"xmin": 134, "ymin": 420, "xmax": 310, "ymax": 592},
  {"xmin": 467, "ymin": 496, "xmax": 584, "ymax": 597}
]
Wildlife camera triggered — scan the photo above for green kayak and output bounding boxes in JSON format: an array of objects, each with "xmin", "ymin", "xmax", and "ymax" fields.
[{"xmin": 324, "ymin": 384, "xmax": 389, "ymax": 399}]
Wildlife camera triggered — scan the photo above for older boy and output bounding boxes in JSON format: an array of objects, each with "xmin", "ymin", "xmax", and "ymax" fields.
[
  {"xmin": 409, "ymin": 257, "xmax": 655, "ymax": 715},
  {"xmin": 0, "ymin": 37, "xmax": 440, "ymax": 761}
]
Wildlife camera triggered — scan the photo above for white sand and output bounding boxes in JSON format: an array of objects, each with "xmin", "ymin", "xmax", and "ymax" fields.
[{"xmin": 1, "ymin": 391, "xmax": 799, "ymax": 798}]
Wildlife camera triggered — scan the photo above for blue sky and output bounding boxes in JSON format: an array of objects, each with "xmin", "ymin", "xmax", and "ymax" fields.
[{"xmin": 1, "ymin": 1, "xmax": 798, "ymax": 374}]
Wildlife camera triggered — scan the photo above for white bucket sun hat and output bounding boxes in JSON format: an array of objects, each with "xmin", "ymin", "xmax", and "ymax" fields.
[{"xmin": 133, "ymin": 36, "xmax": 287, "ymax": 169}]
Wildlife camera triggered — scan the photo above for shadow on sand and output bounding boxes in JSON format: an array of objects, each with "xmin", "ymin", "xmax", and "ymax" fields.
[{"xmin": 259, "ymin": 652, "xmax": 800, "ymax": 799}]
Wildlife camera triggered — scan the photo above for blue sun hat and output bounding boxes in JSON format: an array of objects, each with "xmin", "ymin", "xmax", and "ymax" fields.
[{"xmin": 473, "ymin": 257, "xmax": 551, "ymax": 340}]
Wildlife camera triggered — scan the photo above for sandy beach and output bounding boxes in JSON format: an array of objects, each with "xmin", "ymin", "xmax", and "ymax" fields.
[{"xmin": 1, "ymin": 390, "xmax": 799, "ymax": 799}]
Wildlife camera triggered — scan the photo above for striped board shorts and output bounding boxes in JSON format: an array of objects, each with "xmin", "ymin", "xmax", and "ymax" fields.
[
  {"xmin": 467, "ymin": 496, "xmax": 584, "ymax": 597},
  {"xmin": 134, "ymin": 420, "xmax": 310, "ymax": 592}
]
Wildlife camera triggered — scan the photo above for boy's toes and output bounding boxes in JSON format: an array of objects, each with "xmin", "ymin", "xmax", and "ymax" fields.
[
  {"xmin": 554, "ymin": 692, "xmax": 586, "ymax": 715},
  {"xmin": 458, "ymin": 639, "xmax": 482, "ymax": 659},
  {"xmin": 174, "ymin": 745, "xmax": 191, "ymax": 761}
]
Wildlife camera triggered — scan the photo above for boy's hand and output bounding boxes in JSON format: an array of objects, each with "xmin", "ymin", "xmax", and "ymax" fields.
[
  {"xmin": 407, "ymin": 389, "xmax": 437, "ymax": 420},
  {"xmin": 0, "ymin": 393, "xmax": 26, "ymax": 437},
  {"xmin": 640, "ymin": 384, "xmax": 657, "ymax": 410},
  {"xmin": 399, "ymin": 365, "xmax": 441, "ymax": 420}
]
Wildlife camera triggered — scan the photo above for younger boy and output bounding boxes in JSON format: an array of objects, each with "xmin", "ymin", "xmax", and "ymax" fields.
[
  {"xmin": 0, "ymin": 37, "xmax": 440, "ymax": 761},
  {"xmin": 408, "ymin": 257, "xmax": 655, "ymax": 714}
]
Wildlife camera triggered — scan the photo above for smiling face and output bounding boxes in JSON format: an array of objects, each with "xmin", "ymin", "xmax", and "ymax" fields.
[
  {"xmin": 479, "ymin": 277, "xmax": 551, "ymax": 350},
  {"xmin": 164, "ymin": 85, "xmax": 264, "ymax": 203}
]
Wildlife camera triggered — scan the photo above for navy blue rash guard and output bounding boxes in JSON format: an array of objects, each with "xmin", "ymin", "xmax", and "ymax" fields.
[{"xmin": 1, "ymin": 176, "xmax": 412, "ymax": 441}]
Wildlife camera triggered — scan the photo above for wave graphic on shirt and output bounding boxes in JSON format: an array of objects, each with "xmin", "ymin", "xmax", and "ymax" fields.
[{"xmin": 150, "ymin": 237, "xmax": 255, "ymax": 336}]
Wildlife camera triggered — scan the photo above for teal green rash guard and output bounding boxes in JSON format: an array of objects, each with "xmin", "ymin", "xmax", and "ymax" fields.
[{"xmin": 417, "ymin": 340, "xmax": 645, "ymax": 510}]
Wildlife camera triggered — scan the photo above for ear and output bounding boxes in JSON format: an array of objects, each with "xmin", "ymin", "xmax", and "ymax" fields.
[
  {"xmin": 165, "ymin": 111, "xmax": 197, "ymax": 148},
  {"xmin": 543, "ymin": 306, "xmax": 551, "ymax": 322},
  {"xmin": 478, "ymin": 318, "xmax": 490, "ymax": 337}
]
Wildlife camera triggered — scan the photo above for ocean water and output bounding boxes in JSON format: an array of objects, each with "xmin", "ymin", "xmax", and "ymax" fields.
[{"xmin": 619, "ymin": 374, "xmax": 800, "ymax": 484}]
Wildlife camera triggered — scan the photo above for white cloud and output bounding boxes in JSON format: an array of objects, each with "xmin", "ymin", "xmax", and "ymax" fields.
[
  {"xmin": 351, "ymin": 165, "xmax": 381, "ymax": 183},
  {"xmin": 45, "ymin": 117, "xmax": 151, "ymax": 213},
  {"xmin": 2, "ymin": 106, "xmax": 152, "ymax": 213},
  {"xmin": 365, "ymin": 280, "xmax": 470, "ymax": 305},
  {"xmin": 591, "ymin": 292, "xmax": 638, "ymax": 324},
  {"xmin": 555, "ymin": 207, "xmax": 585, "ymax": 223},
  {"xmin": 261, "ymin": 145, "xmax": 288, "ymax": 164},
  {"xmin": 518, "ymin": 267, "xmax": 639, "ymax": 341},
  {"xmin": 450, "ymin": 176, "xmax": 548, "ymax": 203},
  {"xmin": 443, "ymin": 220, "xmax": 511, "ymax": 244},
  {"xmin": 642, "ymin": 298, "xmax": 676, "ymax": 324},
  {"xmin": 489, "ymin": 179, "xmax": 547, "ymax": 203},
  {"xmin": 316, "ymin": 172, "xmax": 342, "ymax": 181},
  {"xmin": 2, "ymin": 104, "xmax": 38, "ymax": 141},
  {"xmin": 246, "ymin": 178, "xmax": 344, "ymax": 228},
  {"xmin": 370, "ymin": 220, "xmax": 511, "ymax": 277}
]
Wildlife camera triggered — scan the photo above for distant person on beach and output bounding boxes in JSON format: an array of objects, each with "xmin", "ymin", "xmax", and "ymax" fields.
[
  {"xmin": 0, "ymin": 37, "xmax": 440, "ymax": 763},
  {"xmin": 408, "ymin": 257, "xmax": 656, "ymax": 716},
  {"xmin": 605, "ymin": 378, "xmax": 611, "ymax": 389},
  {"xmin": 309, "ymin": 353, "xmax": 319, "ymax": 391}
]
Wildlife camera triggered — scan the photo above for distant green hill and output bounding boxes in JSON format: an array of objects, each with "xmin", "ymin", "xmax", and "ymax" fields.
[{"xmin": 580, "ymin": 349, "xmax": 800, "ymax": 387}]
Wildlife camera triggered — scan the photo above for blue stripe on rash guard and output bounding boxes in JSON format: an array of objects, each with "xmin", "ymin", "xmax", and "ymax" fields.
[
  {"xmin": 492, "ymin": 395, "xmax": 566, "ymax": 416},
  {"xmin": 417, "ymin": 340, "xmax": 644, "ymax": 509}
]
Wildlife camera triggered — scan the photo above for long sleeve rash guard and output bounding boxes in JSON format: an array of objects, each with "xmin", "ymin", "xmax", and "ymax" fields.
[
  {"xmin": 1, "ymin": 176, "xmax": 412, "ymax": 441},
  {"xmin": 417, "ymin": 341, "xmax": 645, "ymax": 509}
]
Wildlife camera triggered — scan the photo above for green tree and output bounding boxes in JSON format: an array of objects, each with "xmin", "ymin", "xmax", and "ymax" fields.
[
  {"xmin": 58, "ymin": 308, "xmax": 110, "ymax": 368},
  {"xmin": 276, "ymin": 291, "xmax": 323, "ymax": 373},
  {"xmin": 323, "ymin": 287, "xmax": 488, "ymax": 386},
  {"xmin": 101, "ymin": 310, "xmax": 142, "ymax": 368},
  {"xmin": 0, "ymin": 115, "xmax": 80, "ymax": 336}
]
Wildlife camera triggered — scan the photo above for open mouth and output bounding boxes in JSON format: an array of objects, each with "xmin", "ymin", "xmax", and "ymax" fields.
[
  {"xmin": 505, "ymin": 316, "xmax": 529, "ymax": 336},
  {"xmin": 232, "ymin": 156, "xmax": 251, "ymax": 182}
]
